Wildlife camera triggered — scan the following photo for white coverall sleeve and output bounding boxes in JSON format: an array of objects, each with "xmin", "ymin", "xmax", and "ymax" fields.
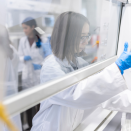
[
  {"xmin": 18, "ymin": 39, "xmax": 25, "ymax": 62},
  {"xmin": 49, "ymin": 63, "xmax": 127, "ymax": 109},
  {"xmin": 101, "ymin": 89, "xmax": 131, "ymax": 113}
]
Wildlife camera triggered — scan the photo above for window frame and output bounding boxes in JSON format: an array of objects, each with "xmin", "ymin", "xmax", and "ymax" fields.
[{"xmin": 4, "ymin": 56, "xmax": 117, "ymax": 116}]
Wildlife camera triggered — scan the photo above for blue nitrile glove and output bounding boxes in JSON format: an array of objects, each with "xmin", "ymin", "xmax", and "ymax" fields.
[
  {"xmin": 32, "ymin": 63, "xmax": 42, "ymax": 70},
  {"xmin": 24, "ymin": 56, "xmax": 32, "ymax": 61},
  {"xmin": 115, "ymin": 42, "xmax": 131, "ymax": 75},
  {"xmin": 36, "ymin": 38, "xmax": 42, "ymax": 48},
  {"xmin": 42, "ymin": 40, "xmax": 52, "ymax": 58}
]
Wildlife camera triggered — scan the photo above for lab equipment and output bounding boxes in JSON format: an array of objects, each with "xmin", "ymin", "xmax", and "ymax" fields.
[
  {"xmin": 93, "ymin": 40, "xmax": 99, "ymax": 47},
  {"xmin": 24, "ymin": 56, "xmax": 32, "ymax": 61},
  {"xmin": 34, "ymin": 27, "xmax": 45, "ymax": 36},
  {"xmin": 42, "ymin": 15, "xmax": 55, "ymax": 27},
  {"xmin": 115, "ymin": 42, "xmax": 131, "ymax": 74},
  {"xmin": 32, "ymin": 63, "xmax": 42, "ymax": 70}
]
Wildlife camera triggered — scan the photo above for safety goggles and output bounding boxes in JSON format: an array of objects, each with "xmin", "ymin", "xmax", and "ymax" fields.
[{"xmin": 80, "ymin": 34, "xmax": 91, "ymax": 43}]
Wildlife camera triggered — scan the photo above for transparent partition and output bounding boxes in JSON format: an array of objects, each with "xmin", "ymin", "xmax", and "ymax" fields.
[
  {"xmin": 1, "ymin": 0, "xmax": 121, "ymax": 96},
  {"xmin": 0, "ymin": 0, "xmax": 123, "ymax": 130}
]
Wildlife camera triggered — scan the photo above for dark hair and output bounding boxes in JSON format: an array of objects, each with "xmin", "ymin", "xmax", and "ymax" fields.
[
  {"xmin": 51, "ymin": 11, "xmax": 90, "ymax": 64},
  {"xmin": 22, "ymin": 17, "xmax": 37, "ymax": 28},
  {"xmin": 22, "ymin": 17, "xmax": 41, "ymax": 46}
]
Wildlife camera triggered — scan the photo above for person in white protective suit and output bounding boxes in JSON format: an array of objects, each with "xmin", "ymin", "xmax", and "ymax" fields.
[
  {"xmin": 31, "ymin": 12, "xmax": 131, "ymax": 131},
  {"xmin": 18, "ymin": 17, "xmax": 46, "ymax": 90},
  {"xmin": 0, "ymin": 25, "xmax": 22, "ymax": 131}
]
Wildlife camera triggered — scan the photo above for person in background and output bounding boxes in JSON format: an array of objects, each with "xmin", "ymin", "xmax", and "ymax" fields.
[
  {"xmin": 0, "ymin": 25, "xmax": 22, "ymax": 131},
  {"xmin": 31, "ymin": 12, "xmax": 131, "ymax": 131},
  {"xmin": 18, "ymin": 17, "xmax": 44, "ymax": 89},
  {"xmin": 18, "ymin": 17, "xmax": 51, "ymax": 130}
]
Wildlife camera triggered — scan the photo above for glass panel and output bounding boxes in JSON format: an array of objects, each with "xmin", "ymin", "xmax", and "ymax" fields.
[
  {"xmin": 3, "ymin": 0, "xmax": 121, "ymax": 95},
  {"xmin": 0, "ymin": 0, "xmax": 122, "ymax": 130}
]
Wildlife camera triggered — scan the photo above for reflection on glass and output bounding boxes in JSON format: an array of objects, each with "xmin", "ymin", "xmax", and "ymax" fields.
[{"xmin": 0, "ymin": 0, "xmax": 122, "ymax": 130}]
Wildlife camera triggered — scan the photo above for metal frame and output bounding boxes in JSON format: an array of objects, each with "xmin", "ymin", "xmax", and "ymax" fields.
[
  {"xmin": 4, "ymin": 56, "xmax": 117, "ymax": 116},
  {"xmin": 116, "ymin": 1, "xmax": 124, "ymax": 55},
  {"xmin": 96, "ymin": 111, "xmax": 118, "ymax": 131}
]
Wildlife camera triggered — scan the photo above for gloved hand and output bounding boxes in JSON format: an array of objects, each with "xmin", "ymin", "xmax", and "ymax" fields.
[
  {"xmin": 115, "ymin": 42, "xmax": 131, "ymax": 75},
  {"xmin": 32, "ymin": 63, "xmax": 42, "ymax": 70},
  {"xmin": 42, "ymin": 40, "xmax": 52, "ymax": 58},
  {"xmin": 24, "ymin": 56, "xmax": 32, "ymax": 61}
]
